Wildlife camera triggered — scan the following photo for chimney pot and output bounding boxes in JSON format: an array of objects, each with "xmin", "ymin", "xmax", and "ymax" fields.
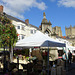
[
  {"xmin": 25, "ymin": 19, "xmax": 29, "ymax": 24},
  {"xmin": 0, "ymin": 5, "xmax": 3, "ymax": 13}
]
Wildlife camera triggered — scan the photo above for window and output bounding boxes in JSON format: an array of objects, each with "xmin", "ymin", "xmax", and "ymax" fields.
[
  {"xmin": 21, "ymin": 25, "xmax": 25, "ymax": 30},
  {"xmin": 18, "ymin": 35, "xmax": 20, "ymax": 40},
  {"xmin": 30, "ymin": 30, "xmax": 36, "ymax": 34},
  {"xmin": 17, "ymin": 26, "xmax": 20, "ymax": 29},
  {"xmin": 31, "ymin": 30, "xmax": 33, "ymax": 34},
  {"xmin": 22, "ymin": 35, "xmax": 24, "ymax": 39},
  {"xmin": 45, "ymin": 30, "xmax": 49, "ymax": 34},
  {"xmin": 34, "ymin": 30, "xmax": 36, "ymax": 33}
]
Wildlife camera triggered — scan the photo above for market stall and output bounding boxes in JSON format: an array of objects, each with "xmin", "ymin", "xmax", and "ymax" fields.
[{"xmin": 15, "ymin": 31, "xmax": 66, "ymax": 75}]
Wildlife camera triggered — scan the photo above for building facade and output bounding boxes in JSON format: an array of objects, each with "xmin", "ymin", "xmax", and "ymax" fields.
[
  {"xmin": 65, "ymin": 25, "xmax": 75, "ymax": 46},
  {"xmin": 6, "ymin": 14, "xmax": 39, "ymax": 40},
  {"xmin": 40, "ymin": 12, "xmax": 52, "ymax": 37},
  {"xmin": 0, "ymin": 5, "xmax": 39, "ymax": 41},
  {"xmin": 1, "ymin": 5, "xmax": 75, "ymax": 46},
  {"xmin": 39, "ymin": 12, "xmax": 62, "ymax": 39},
  {"xmin": 66, "ymin": 38, "xmax": 75, "ymax": 46},
  {"xmin": 53, "ymin": 26, "xmax": 62, "ymax": 37},
  {"xmin": 65, "ymin": 25, "xmax": 75, "ymax": 38}
]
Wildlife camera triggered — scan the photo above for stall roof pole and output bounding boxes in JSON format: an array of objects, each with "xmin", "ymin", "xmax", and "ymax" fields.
[{"xmin": 47, "ymin": 41, "xmax": 49, "ymax": 75}]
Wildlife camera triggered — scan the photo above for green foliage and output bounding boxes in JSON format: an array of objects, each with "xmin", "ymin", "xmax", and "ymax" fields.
[
  {"xmin": 0, "ymin": 16, "xmax": 11, "ymax": 24},
  {"xmin": 0, "ymin": 15, "xmax": 18, "ymax": 47},
  {"xmin": 24, "ymin": 49, "xmax": 29, "ymax": 56},
  {"xmin": 14, "ymin": 49, "xmax": 29, "ymax": 56}
]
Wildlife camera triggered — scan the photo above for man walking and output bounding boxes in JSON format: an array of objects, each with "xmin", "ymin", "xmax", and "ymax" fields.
[{"xmin": 68, "ymin": 50, "xmax": 72, "ymax": 64}]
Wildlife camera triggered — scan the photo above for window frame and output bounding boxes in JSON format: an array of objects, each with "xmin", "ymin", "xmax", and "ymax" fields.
[
  {"xmin": 17, "ymin": 26, "xmax": 20, "ymax": 29},
  {"xmin": 21, "ymin": 25, "xmax": 25, "ymax": 30},
  {"xmin": 31, "ymin": 30, "xmax": 33, "ymax": 34}
]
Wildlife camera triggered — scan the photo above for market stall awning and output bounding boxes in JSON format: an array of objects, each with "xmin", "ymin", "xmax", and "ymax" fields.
[{"xmin": 16, "ymin": 31, "xmax": 66, "ymax": 48}]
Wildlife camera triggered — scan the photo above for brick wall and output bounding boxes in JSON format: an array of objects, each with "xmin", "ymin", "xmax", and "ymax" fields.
[
  {"xmin": 25, "ymin": 19, "xmax": 29, "ymax": 24},
  {"xmin": 0, "ymin": 5, "xmax": 3, "ymax": 13}
]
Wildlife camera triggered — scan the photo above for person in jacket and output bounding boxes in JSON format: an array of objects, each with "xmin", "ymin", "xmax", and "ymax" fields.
[
  {"xmin": 68, "ymin": 50, "xmax": 72, "ymax": 64},
  {"xmin": 62, "ymin": 52, "xmax": 67, "ymax": 69}
]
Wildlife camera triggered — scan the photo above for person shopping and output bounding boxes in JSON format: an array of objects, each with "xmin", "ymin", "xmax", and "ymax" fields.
[
  {"xmin": 68, "ymin": 50, "xmax": 72, "ymax": 64},
  {"xmin": 62, "ymin": 52, "xmax": 67, "ymax": 69}
]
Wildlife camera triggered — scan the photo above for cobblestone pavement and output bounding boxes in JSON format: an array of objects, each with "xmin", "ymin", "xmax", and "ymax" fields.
[{"xmin": 66, "ymin": 63, "xmax": 75, "ymax": 75}]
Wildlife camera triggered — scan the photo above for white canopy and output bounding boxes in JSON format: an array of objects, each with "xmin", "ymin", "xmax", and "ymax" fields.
[
  {"xmin": 66, "ymin": 46, "xmax": 75, "ymax": 52},
  {"xmin": 16, "ymin": 31, "xmax": 65, "ymax": 48},
  {"xmin": 15, "ymin": 31, "xmax": 66, "ymax": 75},
  {"xmin": 57, "ymin": 47, "xmax": 63, "ymax": 50}
]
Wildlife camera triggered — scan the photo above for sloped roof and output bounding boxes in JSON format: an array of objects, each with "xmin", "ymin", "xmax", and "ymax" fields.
[
  {"xmin": 42, "ymin": 18, "xmax": 48, "ymax": 23},
  {"xmin": 6, "ymin": 14, "xmax": 39, "ymax": 29},
  {"xmin": 41, "ymin": 18, "xmax": 52, "ymax": 25},
  {"xmin": 6, "ymin": 14, "xmax": 27, "ymax": 25},
  {"xmin": 28, "ymin": 24, "xmax": 39, "ymax": 30},
  {"xmin": 41, "ymin": 12, "xmax": 52, "ymax": 25},
  {"xmin": 49, "ymin": 20, "xmax": 52, "ymax": 25}
]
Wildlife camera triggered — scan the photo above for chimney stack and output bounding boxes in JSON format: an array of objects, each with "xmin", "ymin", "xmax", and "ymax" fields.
[
  {"xmin": 25, "ymin": 19, "xmax": 29, "ymax": 24},
  {"xmin": 0, "ymin": 5, "xmax": 3, "ymax": 14}
]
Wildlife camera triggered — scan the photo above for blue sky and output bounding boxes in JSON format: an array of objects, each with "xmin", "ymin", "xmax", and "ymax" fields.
[{"xmin": 0, "ymin": 0, "xmax": 75, "ymax": 36}]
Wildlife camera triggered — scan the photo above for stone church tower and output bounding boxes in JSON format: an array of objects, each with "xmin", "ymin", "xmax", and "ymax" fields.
[
  {"xmin": 65, "ymin": 25, "xmax": 75, "ymax": 46},
  {"xmin": 65, "ymin": 25, "xmax": 75, "ymax": 38},
  {"xmin": 40, "ymin": 12, "xmax": 52, "ymax": 36},
  {"xmin": 53, "ymin": 26, "xmax": 62, "ymax": 37}
]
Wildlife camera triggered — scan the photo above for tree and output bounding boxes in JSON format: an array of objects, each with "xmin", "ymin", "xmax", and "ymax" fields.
[{"xmin": 0, "ymin": 14, "xmax": 18, "ymax": 60}]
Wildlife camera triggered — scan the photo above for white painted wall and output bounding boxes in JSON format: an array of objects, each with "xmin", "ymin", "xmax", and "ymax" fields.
[{"xmin": 11, "ymin": 20, "xmax": 39, "ymax": 40}]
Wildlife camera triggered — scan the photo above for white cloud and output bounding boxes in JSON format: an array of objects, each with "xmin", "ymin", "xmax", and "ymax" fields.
[
  {"xmin": 58, "ymin": 0, "xmax": 75, "ymax": 8},
  {"xmin": 0, "ymin": 0, "xmax": 47, "ymax": 20}
]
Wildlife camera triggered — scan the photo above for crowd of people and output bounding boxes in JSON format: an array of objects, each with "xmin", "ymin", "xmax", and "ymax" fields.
[
  {"xmin": 62, "ymin": 50, "xmax": 72, "ymax": 63},
  {"xmin": 62, "ymin": 50, "xmax": 72, "ymax": 69}
]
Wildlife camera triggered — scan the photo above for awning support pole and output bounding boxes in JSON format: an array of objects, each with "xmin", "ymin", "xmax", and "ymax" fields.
[{"xmin": 47, "ymin": 41, "xmax": 49, "ymax": 75}]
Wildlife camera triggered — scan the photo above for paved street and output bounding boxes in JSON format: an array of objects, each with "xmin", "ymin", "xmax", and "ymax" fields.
[{"xmin": 66, "ymin": 63, "xmax": 75, "ymax": 75}]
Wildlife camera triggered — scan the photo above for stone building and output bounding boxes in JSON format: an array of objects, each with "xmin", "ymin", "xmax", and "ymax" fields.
[
  {"xmin": 39, "ymin": 12, "xmax": 75, "ymax": 47},
  {"xmin": 39, "ymin": 12, "xmax": 62, "ymax": 38},
  {"xmin": 65, "ymin": 25, "xmax": 75, "ymax": 46},
  {"xmin": 66, "ymin": 38, "xmax": 75, "ymax": 46},
  {"xmin": 0, "ymin": 5, "xmax": 39, "ymax": 40},
  {"xmin": 53, "ymin": 26, "xmax": 62, "ymax": 37},
  {"xmin": 39, "ymin": 12, "xmax": 52, "ymax": 37},
  {"xmin": 65, "ymin": 25, "xmax": 75, "ymax": 38}
]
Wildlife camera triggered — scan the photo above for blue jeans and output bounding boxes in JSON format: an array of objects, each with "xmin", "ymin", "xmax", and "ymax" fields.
[{"xmin": 68, "ymin": 59, "xmax": 72, "ymax": 64}]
